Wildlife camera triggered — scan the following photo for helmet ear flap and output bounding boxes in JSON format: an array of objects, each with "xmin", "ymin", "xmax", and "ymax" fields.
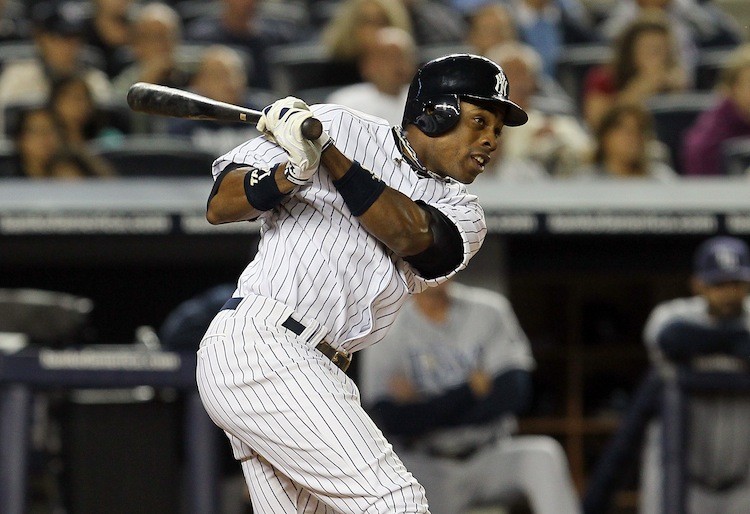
[{"xmin": 413, "ymin": 95, "xmax": 461, "ymax": 136}]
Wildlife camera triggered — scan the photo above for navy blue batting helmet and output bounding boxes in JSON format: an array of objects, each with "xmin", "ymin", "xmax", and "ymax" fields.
[{"xmin": 402, "ymin": 53, "xmax": 528, "ymax": 136}]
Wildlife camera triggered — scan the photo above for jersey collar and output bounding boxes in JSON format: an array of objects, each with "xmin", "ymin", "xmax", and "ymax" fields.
[{"xmin": 392, "ymin": 127, "xmax": 450, "ymax": 182}]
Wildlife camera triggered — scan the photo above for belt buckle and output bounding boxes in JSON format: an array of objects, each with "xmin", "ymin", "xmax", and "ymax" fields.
[{"xmin": 330, "ymin": 348, "xmax": 351, "ymax": 372}]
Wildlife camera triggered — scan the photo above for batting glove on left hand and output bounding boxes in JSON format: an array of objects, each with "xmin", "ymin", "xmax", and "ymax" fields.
[{"xmin": 257, "ymin": 97, "xmax": 331, "ymax": 185}]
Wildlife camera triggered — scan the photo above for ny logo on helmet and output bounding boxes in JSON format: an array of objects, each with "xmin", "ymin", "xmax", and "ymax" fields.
[{"xmin": 495, "ymin": 72, "xmax": 508, "ymax": 98}]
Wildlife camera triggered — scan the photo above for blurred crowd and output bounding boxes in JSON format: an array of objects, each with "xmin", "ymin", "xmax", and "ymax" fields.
[{"xmin": 0, "ymin": 0, "xmax": 748, "ymax": 180}]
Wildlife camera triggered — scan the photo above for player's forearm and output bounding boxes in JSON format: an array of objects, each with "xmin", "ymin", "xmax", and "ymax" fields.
[
  {"xmin": 371, "ymin": 384, "xmax": 476, "ymax": 436},
  {"xmin": 206, "ymin": 165, "xmax": 295, "ymax": 224},
  {"xmin": 321, "ymin": 145, "xmax": 433, "ymax": 257},
  {"xmin": 461, "ymin": 369, "xmax": 532, "ymax": 424},
  {"xmin": 657, "ymin": 320, "xmax": 750, "ymax": 361}
]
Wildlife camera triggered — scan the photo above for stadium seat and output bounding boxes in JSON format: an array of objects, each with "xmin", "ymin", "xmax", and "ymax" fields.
[
  {"xmin": 88, "ymin": 135, "xmax": 216, "ymax": 177},
  {"xmin": 0, "ymin": 138, "xmax": 16, "ymax": 177},
  {"xmin": 173, "ymin": 0, "xmax": 221, "ymax": 25},
  {"xmin": 294, "ymin": 86, "xmax": 342, "ymax": 105},
  {"xmin": 0, "ymin": 40, "xmax": 106, "ymax": 72},
  {"xmin": 646, "ymin": 92, "xmax": 717, "ymax": 173},
  {"xmin": 266, "ymin": 44, "xmax": 361, "ymax": 96},
  {"xmin": 695, "ymin": 47, "xmax": 734, "ymax": 91},
  {"xmin": 721, "ymin": 136, "xmax": 750, "ymax": 176},
  {"xmin": 3, "ymin": 100, "xmax": 134, "ymax": 139}
]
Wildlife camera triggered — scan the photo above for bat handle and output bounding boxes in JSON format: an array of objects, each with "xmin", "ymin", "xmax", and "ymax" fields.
[{"xmin": 301, "ymin": 117, "xmax": 323, "ymax": 141}]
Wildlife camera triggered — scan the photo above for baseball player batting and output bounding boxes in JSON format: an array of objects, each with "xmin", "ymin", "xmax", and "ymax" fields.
[{"xmin": 195, "ymin": 54, "xmax": 528, "ymax": 512}]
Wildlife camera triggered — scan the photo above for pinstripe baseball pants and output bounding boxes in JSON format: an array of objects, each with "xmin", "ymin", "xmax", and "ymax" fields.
[{"xmin": 196, "ymin": 295, "xmax": 429, "ymax": 513}]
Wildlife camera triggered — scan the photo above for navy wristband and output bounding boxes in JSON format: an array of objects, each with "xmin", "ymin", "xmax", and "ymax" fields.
[
  {"xmin": 332, "ymin": 161, "xmax": 386, "ymax": 216},
  {"xmin": 243, "ymin": 164, "xmax": 287, "ymax": 211}
]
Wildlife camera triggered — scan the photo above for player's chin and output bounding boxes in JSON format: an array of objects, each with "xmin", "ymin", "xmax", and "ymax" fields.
[
  {"xmin": 460, "ymin": 162, "xmax": 485, "ymax": 183},
  {"xmin": 443, "ymin": 160, "xmax": 483, "ymax": 183}
]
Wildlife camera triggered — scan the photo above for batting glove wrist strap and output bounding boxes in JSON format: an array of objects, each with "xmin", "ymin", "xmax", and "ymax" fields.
[
  {"xmin": 332, "ymin": 161, "xmax": 386, "ymax": 217},
  {"xmin": 257, "ymin": 97, "xmax": 323, "ymax": 184},
  {"xmin": 321, "ymin": 134, "xmax": 334, "ymax": 153},
  {"xmin": 283, "ymin": 163, "xmax": 312, "ymax": 186},
  {"xmin": 243, "ymin": 164, "xmax": 288, "ymax": 211}
]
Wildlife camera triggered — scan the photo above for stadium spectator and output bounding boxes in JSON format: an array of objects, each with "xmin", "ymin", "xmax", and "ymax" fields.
[
  {"xmin": 582, "ymin": 13, "xmax": 688, "ymax": 131},
  {"xmin": 399, "ymin": 0, "xmax": 466, "ymax": 47},
  {"xmin": 0, "ymin": 0, "xmax": 29, "ymax": 42},
  {"xmin": 465, "ymin": 3, "xmax": 518, "ymax": 57},
  {"xmin": 48, "ymin": 74, "xmax": 123, "ymax": 148},
  {"xmin": 681, "ymin": 44, "xmax": 750, "ymax": 176},
  {"xmin": 166, "ymin": 45, "xmax": 262, "ymax": 153},
  {"xmin": 322, "ymin": 0, "xmax": 412, "ymax": 63},
  {"xmin": 486, "ymin": 41, "xmax": 592, "ymax": 177},
  {"xmin": 326, "ymin": 27, "xmax": 417, "ymax": 125},
  {"xmin": 185, "ymin": 0, "xmax": 308, "ymax": 90},
  {"xmin": 3, "ymin": 106, "xmax": 64, "ymax": 178},
  {"xmin": 511, "ymin": 0, "xmax": 598, "ymax": 77},
  {"xmin": 574, "ymin": 102, "xmax": 677, "ymax": 181},
  {"xmin": 599, "ymin": 0, "xmax": 743, "ymax": 76},
  {"xmin": 0, "ymin": 1, "xmax": 112, "ymax": 133},
  {"xmin": 112, "ymin": 2, "xmax": 191, "ymax": 100},
  {"xmin": 81, "ymin": 0, "xmax": 135, "ymax": 79}
]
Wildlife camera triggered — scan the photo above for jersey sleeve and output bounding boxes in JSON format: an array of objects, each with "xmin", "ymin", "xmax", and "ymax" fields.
[{"xmin": 211, "ymin": 135, "xmax": 288, "ymax": 181}]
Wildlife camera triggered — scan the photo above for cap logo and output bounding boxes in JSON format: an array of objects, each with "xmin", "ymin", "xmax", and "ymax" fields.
[
  {"xmin": 495, "ymin": 72, "xmax": 508, "ymax": 98},
  {"xmin": 715, "ymin": 246, "xmax": 741, "ymax": 271}
]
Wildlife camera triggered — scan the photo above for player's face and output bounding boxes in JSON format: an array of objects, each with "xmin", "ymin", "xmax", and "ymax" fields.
[
  {"xmin": 420, "ymin": 101, "xmax": 505, "ymax": 184},
  {"xmin": 695, "ymin": 279, "xmax": 750, "ymax": 319}
]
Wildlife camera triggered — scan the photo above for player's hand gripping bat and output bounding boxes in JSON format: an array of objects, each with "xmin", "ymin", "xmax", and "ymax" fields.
[{"xmin": 126, "ymin": 82, "xmax": 323, "ymax": 140}]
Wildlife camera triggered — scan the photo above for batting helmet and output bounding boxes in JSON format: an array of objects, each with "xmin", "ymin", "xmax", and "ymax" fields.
[{"xmin": 402, "ymin": 53, "xmax": 528, "ymax": 136}]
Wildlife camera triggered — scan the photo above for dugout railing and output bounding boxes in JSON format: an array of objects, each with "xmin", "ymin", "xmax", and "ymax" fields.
[{"xmin": 661, "ymin": 367, "xmax": 750, "ymax": 514}]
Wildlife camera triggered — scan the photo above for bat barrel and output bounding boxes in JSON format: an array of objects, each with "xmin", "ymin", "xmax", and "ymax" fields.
[{"xmin": 127, "ymin": 82, "xmax": 323, "ymax": 140}]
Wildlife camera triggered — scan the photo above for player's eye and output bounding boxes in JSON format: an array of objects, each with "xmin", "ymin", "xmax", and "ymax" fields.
[{"xmin": 474, "ymin": 116, "xmax": 486, "ymax": 128}]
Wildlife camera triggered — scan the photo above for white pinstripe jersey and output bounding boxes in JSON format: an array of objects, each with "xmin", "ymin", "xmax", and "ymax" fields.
[{"xmin": 212, "ymin": 105, "xmax": 487, "ymax": 354}]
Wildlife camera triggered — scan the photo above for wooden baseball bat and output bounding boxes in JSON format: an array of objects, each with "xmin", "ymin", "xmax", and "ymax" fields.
[{"xmin": 126, "ymin": 82, "xmax": 323, "ymax": 140}]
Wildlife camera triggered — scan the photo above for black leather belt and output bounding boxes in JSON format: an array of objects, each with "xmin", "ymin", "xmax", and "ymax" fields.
[{"xmin": 221, "ymin": 297, "xmax": 351, "ymax": 372}]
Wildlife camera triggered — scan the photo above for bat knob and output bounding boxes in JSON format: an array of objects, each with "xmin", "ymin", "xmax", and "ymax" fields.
[{"xmin": 301, "ymin": 118, "xmax": 323, "ymax": 141}]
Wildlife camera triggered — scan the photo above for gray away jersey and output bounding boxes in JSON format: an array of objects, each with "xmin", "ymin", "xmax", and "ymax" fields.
[
  {"xmin": 360, "ymin": 282, "xmax": 536, "ymax": 453},
  {"xmin": 643, "ymin": 295, "xmax": 750, "ymax": 494},
  {"xmin": 212, "ymin": 105, "xmax": 487, "ymax": 354}
]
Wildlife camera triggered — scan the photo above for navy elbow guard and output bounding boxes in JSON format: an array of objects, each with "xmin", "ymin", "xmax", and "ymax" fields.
[{"xmin": 404, "ymin": 202, "xmax": 463, "ymax": 279}]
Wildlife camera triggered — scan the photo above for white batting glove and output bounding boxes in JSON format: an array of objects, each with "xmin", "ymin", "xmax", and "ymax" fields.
[{"xmin": 257, "ymin": 97, "xmax": 331, "ymax": 185}]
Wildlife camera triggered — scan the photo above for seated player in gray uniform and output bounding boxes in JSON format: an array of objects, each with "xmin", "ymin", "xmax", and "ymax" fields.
[
  {"xmin": 360, "ymin": 280, "xmax": 582, "ymax": 514},
  {"xmin": 640, "ymin": 235, "xmax": 750, "ymax": 514}
]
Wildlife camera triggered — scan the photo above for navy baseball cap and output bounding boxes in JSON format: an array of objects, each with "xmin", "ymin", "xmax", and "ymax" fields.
[{"xmin": 693, "ymin": 236, "xmax": 750, "ymax": 284}]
